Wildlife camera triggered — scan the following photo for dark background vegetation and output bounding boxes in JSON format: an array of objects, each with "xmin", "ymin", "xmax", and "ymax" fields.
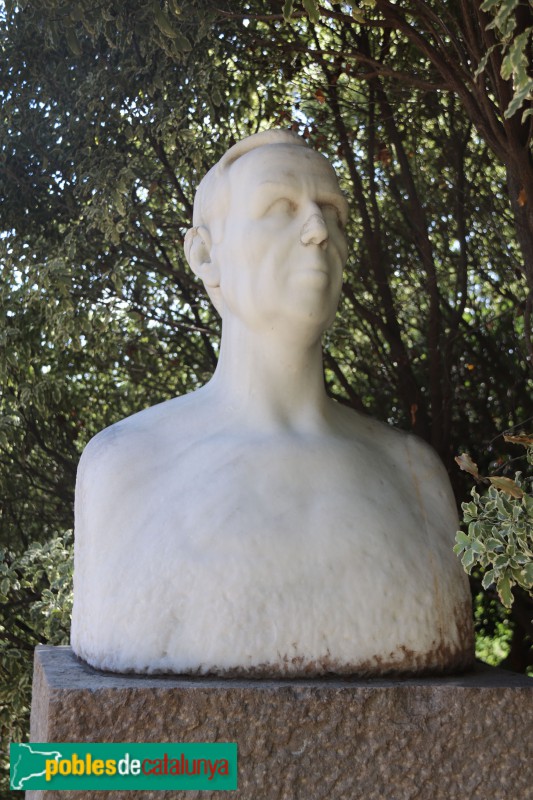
[{"xmin": 1, "ymin": 0, "xmax": 532, "ymax": 793}]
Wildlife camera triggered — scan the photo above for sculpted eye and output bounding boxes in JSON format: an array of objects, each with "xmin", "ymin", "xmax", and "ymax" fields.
[
  {"xmin": 264, "ymin": 197, "xmax": 297, "ymax": 216},
  {"xmin": 320, "ymin": 203, "xmax": 344, "ymax": 230}
]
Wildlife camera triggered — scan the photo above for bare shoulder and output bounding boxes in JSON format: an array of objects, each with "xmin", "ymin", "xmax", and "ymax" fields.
[
  {"xmin": 80, "ymin": 398, "xmax": 168, "ymax": 473},
  {"xmin": 403, "ymin": 429, "xmax": 449, "ymax": 475},
  {"xmin": 374, "ymin": 418, "xmax": 457, "ymax": 511},
  {"xmin": 333, "ymin": 402, "xmax": 411, "ymax": 455},
  {"xmin": 333, "ymin": 402, "xmax": 452, "ymax": 488},
  {"xmin": 76, "ymin": 388, "xmax": 210, "ymax": 510}
]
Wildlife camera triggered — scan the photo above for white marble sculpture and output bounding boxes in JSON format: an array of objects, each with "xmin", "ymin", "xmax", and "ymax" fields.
[{"xmin": 71, "ymin": 129, "xmax": 474, "ymax": 676}]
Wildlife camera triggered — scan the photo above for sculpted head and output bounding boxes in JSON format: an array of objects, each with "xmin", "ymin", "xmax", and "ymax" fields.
[{"xmin": 184, "ymin": 129, "xmax": 349, "ymax": 331}]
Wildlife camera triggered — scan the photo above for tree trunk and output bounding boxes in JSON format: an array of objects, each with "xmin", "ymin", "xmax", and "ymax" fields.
[{"xmin": 507, "ymin": 166, "xmax": 533, "ymax": 362}]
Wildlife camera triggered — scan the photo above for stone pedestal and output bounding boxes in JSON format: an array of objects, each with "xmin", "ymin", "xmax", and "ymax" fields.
[{"xmin": 27, "ymin": 645, "xmax": 532, "ymax": 800}]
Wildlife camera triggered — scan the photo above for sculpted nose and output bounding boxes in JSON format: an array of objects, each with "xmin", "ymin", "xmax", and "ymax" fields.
[{"xmin": 300, "ymin": 211, "xmax": 328, "ymax": 249}]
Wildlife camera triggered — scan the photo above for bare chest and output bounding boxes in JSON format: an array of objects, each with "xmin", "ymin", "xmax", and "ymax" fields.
[{"xmin": 116, "ymin": 434, "xmax": 422, "ymax": 559}]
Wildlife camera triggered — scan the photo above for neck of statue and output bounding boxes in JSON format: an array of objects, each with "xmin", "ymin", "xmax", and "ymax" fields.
[{"xmin": 207, "ymin": 313, "xmax": 330, "ymax": 432}]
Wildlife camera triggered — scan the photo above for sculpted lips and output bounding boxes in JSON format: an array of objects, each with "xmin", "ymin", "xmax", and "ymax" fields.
[{"xmin": 293, "ymin": 261, "xmax": 332, "ymax": 286}]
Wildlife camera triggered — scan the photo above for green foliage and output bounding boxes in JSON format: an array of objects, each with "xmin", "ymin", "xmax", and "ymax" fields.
[
  {"xmin": 0, "ymin": 532, "xmax": 73, "ymax": 787},
  {"xmin": 480, "ymin": 0, "xmax": 533, "ymax": 122},
  {"xmin": 474, "ymin": 606, "xmax": 513, "ymax": 666},
  {"xmin": 283, "ymin": 0, "xmax": 321, "ymax": 23},
  {"xmin": 302, "ymin": 0, "xmax": 320, "ymax": 23},
  {"xmin": 455, "ymin": 438, "xmax": 533, "ymax": 608}
]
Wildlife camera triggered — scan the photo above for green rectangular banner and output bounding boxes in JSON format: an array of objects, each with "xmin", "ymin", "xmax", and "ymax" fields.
[{"xmin": 10, "ymin": 742, "xmax": 237, "ymax": 791}]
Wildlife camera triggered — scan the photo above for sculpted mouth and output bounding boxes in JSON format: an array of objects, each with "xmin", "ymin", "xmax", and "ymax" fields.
[
  {"xmin": 294, "ymin": 265, "xmax": 331, "ymax": 284},
  {"xmin": 296, "ymin": 253, "xmax": 329, "ymax": 269},
  {"xmin": 298, "ymin": 260, "xmax": 330, "ymax": 276}
]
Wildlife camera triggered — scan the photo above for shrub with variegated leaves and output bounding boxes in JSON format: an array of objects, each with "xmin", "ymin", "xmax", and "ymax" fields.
[
  {"xmin": 454, "ymin": 435, "xmax": 533, "ymax": 608},
  {"xmin": 0, "ymin": 533, "xmax": 73, "ymax": 789}
]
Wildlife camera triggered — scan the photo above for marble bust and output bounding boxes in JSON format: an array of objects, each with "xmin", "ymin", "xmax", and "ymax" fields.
[{"xmin": 71, "ymin": 129, "xmax": 474, "ymax": 676}]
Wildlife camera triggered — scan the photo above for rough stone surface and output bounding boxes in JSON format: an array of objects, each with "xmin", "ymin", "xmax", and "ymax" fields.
[{"xmin": 27, "ymin": 645, "xmax": 532, "ymax": 800}]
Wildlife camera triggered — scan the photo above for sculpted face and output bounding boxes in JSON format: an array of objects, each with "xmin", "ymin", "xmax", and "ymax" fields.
[{"xmin": 210, "ymin": 143, "xmax": 349, "ymax": 335}]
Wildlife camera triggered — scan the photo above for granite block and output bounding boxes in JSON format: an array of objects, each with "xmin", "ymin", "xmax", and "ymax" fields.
[{"xmin": 26, "ymin": 645, "xmax": 533, "ymax": 800}]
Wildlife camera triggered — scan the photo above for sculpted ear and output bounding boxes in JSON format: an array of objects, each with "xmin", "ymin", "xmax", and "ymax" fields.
[
  {"xmin": 184, "ymin": 226, "xmax": 220, "ymax": 290},
  {"xmin": 184, "ymin": 225, "xmax": 223, "ymax": 316}
]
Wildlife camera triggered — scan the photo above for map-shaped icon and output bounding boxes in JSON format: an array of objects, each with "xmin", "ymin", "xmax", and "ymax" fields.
[{"xmin": 10, "ymin": 743, "xmax": 63, "ymax": 790}]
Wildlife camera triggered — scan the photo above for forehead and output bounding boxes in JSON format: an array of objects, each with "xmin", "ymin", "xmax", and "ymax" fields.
[{"xmin": 227, "ymin": 144, "xmax": 343, "ymax": 197}]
